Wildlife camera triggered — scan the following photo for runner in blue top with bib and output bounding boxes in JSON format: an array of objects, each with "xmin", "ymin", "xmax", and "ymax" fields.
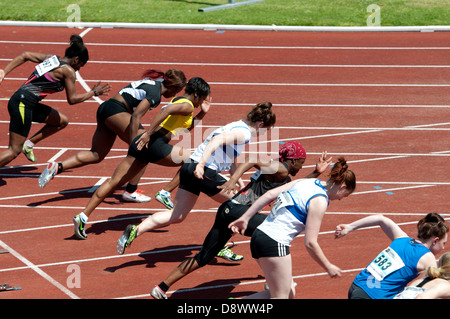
[{"xmin": 335, "ymin": 212, "xmax": 448, "ymax": 299}]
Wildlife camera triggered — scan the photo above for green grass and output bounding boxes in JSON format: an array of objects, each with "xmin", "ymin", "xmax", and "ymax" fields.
[{"xmin": 0, "ymin": 0, "xmax": 449, "ymax": 26}]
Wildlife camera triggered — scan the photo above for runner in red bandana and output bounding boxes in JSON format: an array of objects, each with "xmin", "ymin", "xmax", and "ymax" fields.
[
  {"xmin": 146, "ymin": 141, "xmax": 331, "ymax": 299},
  {"xmin": 279, "ymin": 141, "xmax": 306, "ymax": 162}
]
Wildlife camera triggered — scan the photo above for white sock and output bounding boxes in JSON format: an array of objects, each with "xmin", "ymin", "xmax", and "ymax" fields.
[
  {"xmin": 79, "ymin": 212, "xmax": 88, "ymax": 222},
  {"xmin": 24, "ymin": 140, "xmax": 34, "ymax": 149},
  {"xmin": 159, "ymin": 189, "xmax": 170, "ymax": 196}
]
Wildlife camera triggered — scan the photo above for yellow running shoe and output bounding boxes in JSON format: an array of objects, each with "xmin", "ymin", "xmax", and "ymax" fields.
[
  {"xmin": 22, "ymin": 142, "xmax": 36, "ymax": 162},
  {"xmin": 217, "ymin": 244, "xmax": 244, "ymax": 262}
]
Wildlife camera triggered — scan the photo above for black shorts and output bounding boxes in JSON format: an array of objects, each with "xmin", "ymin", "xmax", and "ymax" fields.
[
  {"xmin": 178, "ymin": 160, "xmax": 227, "ymax": 196},
  {"xmin": 127, "ymin": 131, "xmax": 173, "ymax": 164},
  {"xmin": 250, "ymin": 228, "xmax": 290, "ymax": 259},
  {"xmin": 348, "ymin": 283, "xmax": 372, "ymax": 299},
  {"xmin": 96, "ymin": 98, "xmax": 129, "ymax": 123},
  {"xmin": 8, "ymin": 89, "xmax": 52, "ymax": 137}
]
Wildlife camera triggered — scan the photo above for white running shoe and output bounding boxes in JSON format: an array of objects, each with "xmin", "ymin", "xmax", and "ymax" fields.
[
  {"xmin": 150, "ymin": 285, "xmax": 167, "ymax": 299},
  {"xmin": 73, "ymin": 214, "xmax": 87, "ymax": 240},
  {"xmin": 122, "ymin": 189, "xmax": 151, "ymax": 203},
  {"xmin": 38, "ymin": 162, "xmax": 58, "ymax": 188},
  {"xmin": 155, "ymin": 190, "xmax": 174, "ymax": 209}
]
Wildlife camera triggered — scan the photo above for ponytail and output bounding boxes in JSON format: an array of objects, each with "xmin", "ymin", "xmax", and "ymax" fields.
[
  {"xmin": 426, "ymin": 252, "xmax": 450, "ymax": 280},
  {"xmin": 65, "ymin": 34, "xmax": 89, "ymax": 63},
  {"xmin": 246, "ymin": 101, "xmax": 276, "ymax": 128},
  {"xmin": 329, "ymin": 157, "xmax": 356, "ymax": 192},
  {"xmin": 142, "ymin": 69, "xmax": 187, "ymax": 91},
  {"xmin": 142, "ymin": 69, "xmax": 165, "ymax": 80}
]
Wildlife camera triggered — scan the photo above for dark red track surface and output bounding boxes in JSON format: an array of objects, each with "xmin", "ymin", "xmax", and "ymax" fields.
[{"xmin": 0, "ymin": 26, "xmax": 449, "ymax": 301}]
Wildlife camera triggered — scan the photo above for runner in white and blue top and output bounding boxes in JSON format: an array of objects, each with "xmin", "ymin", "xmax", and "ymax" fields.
[
  {"xmin": 257, "ymin": 178, "xmax": 328, "ymax": 251},
  {"xmin": 189, "ymin": 120, "xmax": 252, "ymax": 172},
  {"xmin": 230, "ymin": 157, "xmax": 356, "ymax": 299},
  {"xmin": 112, "ymin": 103, "xmax": 276, "ymax": 285},
  {"xmin": 181, "ymin": 102, "xmax": 275, "ymax": 198}
]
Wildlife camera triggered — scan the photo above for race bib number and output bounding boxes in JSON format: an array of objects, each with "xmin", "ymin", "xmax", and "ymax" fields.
[
  {"xmin": 35, "ymin": 55, "xmax": 60, "ymax": 77},
  {"xmin": 269, "ymin": 191, "xmax": 294, "ymax": 218},
  {"xmin": 130, "ymin": 79, "xmax": 156, "ymax": 89},
  {"xmin": 367, "ymin": 247, "xmax": 405, "ymax": 281}
]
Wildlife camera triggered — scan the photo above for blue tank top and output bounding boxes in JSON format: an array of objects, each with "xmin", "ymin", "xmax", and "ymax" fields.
[{"xmin": 353, "ymin": 237, "xmax": 431, "ymax": 299}]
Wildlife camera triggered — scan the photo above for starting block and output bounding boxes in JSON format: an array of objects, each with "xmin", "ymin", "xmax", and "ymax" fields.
[{"xmin": 0, "ymin": 284, "xmax": 22, "ymax": 292}]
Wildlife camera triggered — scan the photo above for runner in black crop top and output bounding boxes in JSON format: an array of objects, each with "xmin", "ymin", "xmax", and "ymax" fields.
[
  {"xmin": 119, "ymin": 79, "xmax": 162, "ymax": 111},
  {"xmin": 20, "ymin": 57, "xmax": 69, "ymax": 100},
  {"xmin": 38, "ymin": 71, "xmax": 186, "ymax": 207}
]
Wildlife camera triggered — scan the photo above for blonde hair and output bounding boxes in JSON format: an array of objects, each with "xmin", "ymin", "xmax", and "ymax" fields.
[{"xmin": 427, "ymin": 252, "xmax": 450, "ymax": 280}]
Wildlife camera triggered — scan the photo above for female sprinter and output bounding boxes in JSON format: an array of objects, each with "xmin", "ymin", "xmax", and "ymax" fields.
[
  {"xmin": 38, "ymin": 68, "xmax": 186, "ymax": 202},
  {"xmin": 116, "ymin": 102, "xmax": 277, "ymax": 255},
  {"xmin": 146, "ymin": 143, "xmax": 333, "ymax": 299},
  {"xmin": 0, "ymin": 34, "xmax": 110, "ymax": 168},
  {"xmin": 229, "ymin": 157, "xmax": 356, "ymax": 299},
  {"xmin": 335, "ymin": 212, "xmax": 448, "ymax": 299},
  {"xmin": 394, "ymin": 252, "xmax": 450, "ymax": 299},
  {"xmin": 72, "ymin": 77, "xmax": 210, "ymax": 239}
]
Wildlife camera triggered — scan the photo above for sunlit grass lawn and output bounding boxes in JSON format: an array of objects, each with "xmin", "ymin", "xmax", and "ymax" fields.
[{"xmin": 0, "ymin": 0, "xmax": 448, "ymax": 26}]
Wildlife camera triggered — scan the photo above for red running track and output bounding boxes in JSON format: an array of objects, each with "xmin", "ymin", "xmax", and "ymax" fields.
[{"xmin": 0, "ymin": 26, "xmax": 449, "ymax": 301}]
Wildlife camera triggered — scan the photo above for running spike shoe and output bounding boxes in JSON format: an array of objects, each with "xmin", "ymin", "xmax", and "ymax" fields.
[
  {"xmin": 155, "ymin": 191, "xmax": 174, "ymax": 209},
  {"xmin": 122, "ymin": 189, "xmax": 151, "ymax": 203},
  {"xmin": 38, "ymin": 162, "xmax": 58, "ymax": 188},
  {"xmin": 217, "ymin": 245, "xmax": 244, "ymax": 262},
  {"xmin": 22, "ymin": 143, "xmax": 37, "ymax": 162},
  {"xmin": 116, "ymin": 224, "xmax": 137, "ymax": 255},
  {"xmin": 73, "ymin": 214, "xmax": 87, "ymax": 240},
  {"xmin": 150, "ymin": 285, "xmax": 167, "ymax": 299}
]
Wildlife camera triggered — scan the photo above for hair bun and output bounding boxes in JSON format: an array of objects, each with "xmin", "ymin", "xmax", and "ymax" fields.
[
  {"xmin": 69, "ymin": 34, "xmax": 84, "ymax": 47},
  {"xmin": 337, "ymin": 157, "xmax": 348, "ymax": 173},
  {"xmin": 256, "ymin": 101, "xmax": 272, "ymax": 109},
  {"xmin": 424, "ymin": 212, "xmax": 442, "ymax": 223}
]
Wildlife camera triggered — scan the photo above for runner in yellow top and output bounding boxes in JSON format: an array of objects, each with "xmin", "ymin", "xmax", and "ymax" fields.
[
  {"xmin": 159, "ymin": 97, "xmax": 194, "ymax": 135},
  {"xmin": 73, "ymin": 77, "xmax": 211, "ymax": 240}
]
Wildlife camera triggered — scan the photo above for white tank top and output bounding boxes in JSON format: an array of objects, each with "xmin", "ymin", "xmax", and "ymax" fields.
[
  {"xmin": 189, "ymin": 120, "xmax": 252, "ymax": 172},
  {"xmin": 258, "ymin": 179, "xmax": 328, "ymax": 246}
]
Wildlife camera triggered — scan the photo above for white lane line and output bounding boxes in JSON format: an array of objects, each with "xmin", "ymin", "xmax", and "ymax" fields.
[
  {"xmin": 75, "ymin": 27, "xmax": 105, "ymax": 105},
  {"xmin": 352, "ymin": 184, "xmax": 436, "ymax": 195},
  {"xmin": 48, "ymin": 148, "xmax": 68, "ymax": 163},
  {"xmin": 0, "ymin": 239, "xmax": 80, "ymax": 299},
  {"xmin": 87, "ymin": 61, "xmax": 450, "ymax": 69},
  {"xmin": 88, "ymin": 177, "xmax": 108, "ymax": 193},
  {"xmin": 2, "ymin": 58, "xmax": 450, "ymax": 68},
  {"xmin": 2, "ymin": 97, "xmax": 450, "ymax": 110},
  {"xmin": 0, "ymin": 40, "xmax": 449, "ymax": 50},
  {"xmin": 4, "ymin": 76, "xmax": 450, "ymax": 87}
]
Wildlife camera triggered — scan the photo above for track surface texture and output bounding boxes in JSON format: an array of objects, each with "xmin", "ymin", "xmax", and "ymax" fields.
[{"xmin": 0, "ymin": 26, "xmax": 449, "ymax": 302}]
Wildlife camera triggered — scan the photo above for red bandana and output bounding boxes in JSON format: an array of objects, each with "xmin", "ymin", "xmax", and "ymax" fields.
[{"xmin": 279, "ymin": 141, "xmax": 306, "ymax": 162}]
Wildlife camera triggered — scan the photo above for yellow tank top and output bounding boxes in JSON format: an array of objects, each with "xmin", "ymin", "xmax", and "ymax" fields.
[{"xmin": 159, "ymin": 97, "xmax": 194, "ymax": 135}]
